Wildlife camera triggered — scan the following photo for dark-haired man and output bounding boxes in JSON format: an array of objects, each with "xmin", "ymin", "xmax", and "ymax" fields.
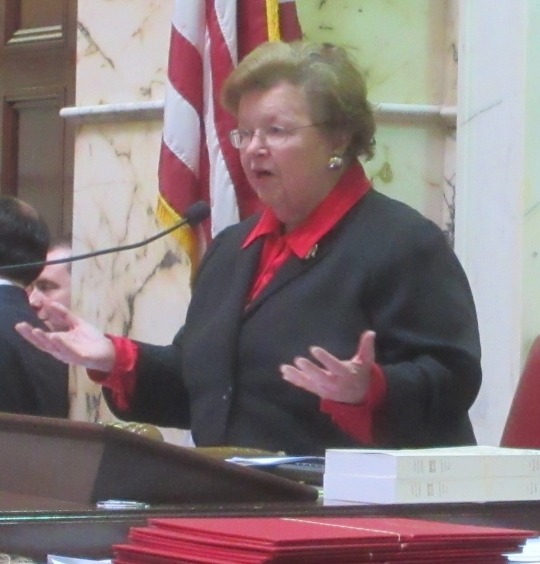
[{"xmin": 0, "ymin": 196, "xmax": 68, "ymax": 417}]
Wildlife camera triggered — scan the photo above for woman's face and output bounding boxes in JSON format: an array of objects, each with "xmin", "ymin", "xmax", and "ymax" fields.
[{"xmin": 237, "ymin": 82, "xmax": 345, "ymax": 230}]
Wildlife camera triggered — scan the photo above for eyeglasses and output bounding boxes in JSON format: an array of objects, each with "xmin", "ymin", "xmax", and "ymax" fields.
[{"xmin": 228, "ymin": 124, "xmax": 322, "ymax": 149}]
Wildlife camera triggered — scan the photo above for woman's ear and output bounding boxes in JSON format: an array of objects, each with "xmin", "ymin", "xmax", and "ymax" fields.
[{"xmin": 331, "ymin": 131, "xmax": 352, "ymax": 157}]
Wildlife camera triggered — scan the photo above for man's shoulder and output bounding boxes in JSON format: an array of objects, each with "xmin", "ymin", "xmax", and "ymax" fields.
[
  {"xmin": 0, "ymin": 284, "xmax": 37, "ymax": 320},
  {"xmin": 0, "ymin": 285, "xmax": 25, "ymax": 315},
  {"xmin": 0, "ymin": 289, "xmax": 66, "ymax": 374}
]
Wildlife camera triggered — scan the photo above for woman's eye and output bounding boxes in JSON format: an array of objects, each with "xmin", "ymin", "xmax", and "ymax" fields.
[{"xmin": 266, "ymin": 126, "xmax": 286, "ymax": 136}]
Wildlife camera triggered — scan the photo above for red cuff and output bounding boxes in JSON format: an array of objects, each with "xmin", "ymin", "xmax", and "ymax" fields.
[
  {"xmin": 86, "ymin": 335, "xmax": 139, "ymax": 412},
  {"xmin": 320, "ymin": 363, "xmax": 387, "ymax": 445}
]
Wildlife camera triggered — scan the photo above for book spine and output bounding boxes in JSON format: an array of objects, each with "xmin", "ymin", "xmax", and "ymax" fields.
[
  {"xmin": 486, "ymin": 476, "xmax": 540, "ymax": 501},
  {"xmin": 486, "ymin": 456, "xmax": 540, "ymax": 477},
  {"xmin": 323, "ymin": 474, "xmax": 540, "ymax": 504},
  {"xmin": 324, "ymin": 454, "xmax": 482, "ymax": 479},
  {"xmin": 324, "ymin": 453, "xmax": 540, "ymax": 479}
]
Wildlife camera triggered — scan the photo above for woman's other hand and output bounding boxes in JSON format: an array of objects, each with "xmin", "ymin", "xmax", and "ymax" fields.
[
  {"xmin": 15, "ymin": 302, "xmax": 116, "ymax": 373},
  {"xmin": 280, "ymin": 330, "xmax": 376, "ymax": 403}
]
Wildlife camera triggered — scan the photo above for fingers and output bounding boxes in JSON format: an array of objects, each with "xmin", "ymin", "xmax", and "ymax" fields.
[
  {"xmin": 15, "ymin": 322, "xmax": 65, "ymax": 358},
  {"xmin": 281, "ymin": 331, "xmax": 377, "ymax": 403},
  {"xmin": 280, "ymin": 361, "xmax": 331, "ymax": 397},
  {"xmin": 17, "ymin": 316, "xmax": 115, "ymax": 371},
  {"xmin": 48, "ymin": 302, "xmax": 78, "ymax": 327},
  {"xmin": 354, "ymin": 330, "xmax": 376, "ymax": 365},
  {"xmin": 281, "ymin": 356, "xmax": 333, "ymax": 385},
  {"xmin": 281, "ymin": 352, "xmax": 359, "ymax": 400},
  {"xmin": 15, "ymin": 322, "xmax": 48, "ymax": 350},
  {"xmin": 306, "ymin": 331, "xmax": 376, "ymax": 374},
  {"xmin": 309, "ymin": 347, "xmax": 352, "ymax": 378},
  {"xmin": 280, "ymin": 363, "xmax": 308, "ymax": 387}
]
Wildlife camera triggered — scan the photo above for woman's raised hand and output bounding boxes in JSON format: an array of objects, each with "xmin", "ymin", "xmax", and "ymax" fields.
[
  {"xmin": 280, "ymin": 330, "xmax": 376, "ymax": 403},
  {"xmin": 16, "ymin": 302, "xmax": 116, "ymax": 373}
]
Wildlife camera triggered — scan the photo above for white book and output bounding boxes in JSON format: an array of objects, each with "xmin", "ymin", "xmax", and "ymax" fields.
[
  {"xmin": 322, "ymin": 473, "xmax": 540, "ymax": 504},
  {"xmin": 486, "ymin": 476, "xmax": 540, "ymax": 501},
  {"xmin": 323, "ymin": 473, "xmax": 486, "ymax": 504},
  {"xmin": 324, "ymin": 446, "xmax": 540, "ymax": 479}
]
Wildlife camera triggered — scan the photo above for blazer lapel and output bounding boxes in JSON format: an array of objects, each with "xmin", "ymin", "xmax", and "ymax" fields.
[{"xmin": 244, "ymin": 242, "xmax": 327, "ymax": 316}]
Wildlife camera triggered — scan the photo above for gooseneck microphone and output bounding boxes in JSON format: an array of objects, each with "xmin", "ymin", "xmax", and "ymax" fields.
[{"xmin": 0, "ymin": 200, "xmax": 210, "ymax": 271}]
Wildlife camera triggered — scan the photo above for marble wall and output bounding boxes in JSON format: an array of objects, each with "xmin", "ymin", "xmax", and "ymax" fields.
[
  {"xmin": 69, "ymin": 0, "xmax": 458, "ymax": 442},
  {"xmin": 70, "ymin": 0, "xmax": 193, "ymax": 445},
  {"xmin": 298, "ymin": 0, "xmax": 457, "ymax": 235},
  {"xmin": 455, "ymin": 0, "xmax": 540, "ymax": 444},
  {"xmin": 523, "ymin": 2, "xmax": 540, "ymax": 366}
]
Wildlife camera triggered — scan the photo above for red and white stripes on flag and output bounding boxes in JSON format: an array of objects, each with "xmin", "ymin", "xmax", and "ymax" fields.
[{"xmin": 157, "ymin": 0, "xmax": 302, "ymax": 272}]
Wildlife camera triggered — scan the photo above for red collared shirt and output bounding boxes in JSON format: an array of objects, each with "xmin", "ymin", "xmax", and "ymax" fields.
[
  {"xmin": 89, "ymin": 162, "xmax": 386, "ymax": 445},
  {"xmin": 243, "ymin": 163, "xmax": 369, "ymax": 300}
]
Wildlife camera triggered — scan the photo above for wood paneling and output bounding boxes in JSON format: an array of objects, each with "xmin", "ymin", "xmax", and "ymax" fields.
[
  {"xmin": 20, "ymin": 0, "xmax": 64, "ymax": 30},
  {"xmin": 0, "ymin": 0, "xmax": 76, "ymax": 236}
]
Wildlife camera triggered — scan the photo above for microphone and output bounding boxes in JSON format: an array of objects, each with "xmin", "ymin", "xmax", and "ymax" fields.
[{"xmin": 0, "ymin": 200, "xmax": 210, "ymax": 271}]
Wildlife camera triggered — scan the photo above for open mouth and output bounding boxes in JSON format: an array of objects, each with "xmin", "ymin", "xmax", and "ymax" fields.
[{"xmin": 253, "ymin": 170, "xmax": 273, "ymax": 179}]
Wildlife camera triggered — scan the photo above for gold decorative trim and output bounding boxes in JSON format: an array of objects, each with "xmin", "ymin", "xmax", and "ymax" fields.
[{"xmin": 266, "ymin": 0, "xmax": 280, "ymax": 41}]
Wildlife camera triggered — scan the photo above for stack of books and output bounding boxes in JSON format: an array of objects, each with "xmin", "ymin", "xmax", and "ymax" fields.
[
  {"xmin": 112, "ymin": 516, "xmax": 536, "ymax": 563},
  {"xmin": 323, "ymin": 445, "xmax": 540, "ymax": 504}
]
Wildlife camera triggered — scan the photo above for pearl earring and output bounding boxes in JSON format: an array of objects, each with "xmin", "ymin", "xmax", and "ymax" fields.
[{"xmin": 328, "ymin": 155, "xmax": 343, "ymax": 170}]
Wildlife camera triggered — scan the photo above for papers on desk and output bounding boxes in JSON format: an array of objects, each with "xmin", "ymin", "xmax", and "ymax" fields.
[
  {"xmin": 506, "ymin": 536, "xmax": 540, "ymax": 562},
  {"xmin": 47, "ymin": 557, "xmax": 111, "ymax": 564},
  {"xmin": 226, "ymin": 455, "xmax": 324, "ymax": 466},
  {"xmin": 227, "ymin": 455, "xmax": 325, "ymax": 487},
  {"xmin": 95, "ymin": 499, "xmax": 151, "ymax": 510}
]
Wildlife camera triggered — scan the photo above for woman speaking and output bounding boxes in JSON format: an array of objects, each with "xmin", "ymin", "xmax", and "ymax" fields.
[{"xmin": 17, "ymin": 41, "xmax": 481, "ymax": 455}]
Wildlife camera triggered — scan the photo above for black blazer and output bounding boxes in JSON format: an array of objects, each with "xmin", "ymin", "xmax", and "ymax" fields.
[
  {"xmin": 108, "ymin": 189, "xmax": 482, "ymax": 455},
  {"xmin": 0, "ymin": 284, "xmax": 68, "ymax": 417}
]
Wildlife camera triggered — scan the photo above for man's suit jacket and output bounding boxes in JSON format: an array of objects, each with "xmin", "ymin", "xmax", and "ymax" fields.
[
  {"xmin": 108, "ymin": 188, "xmax": 482, "ymax": 455},
  {"xmin": 0, "ymin": 284, "xmax": 68, "ymax": 417}
]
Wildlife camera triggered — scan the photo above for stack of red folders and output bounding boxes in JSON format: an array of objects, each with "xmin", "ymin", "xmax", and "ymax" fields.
[{"xmin": 113, "ymin": 516, "xmax": 537, "ymax": 564}]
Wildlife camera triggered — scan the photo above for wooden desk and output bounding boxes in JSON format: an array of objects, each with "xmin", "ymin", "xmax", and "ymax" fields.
[
  {"xmin": 0, "ymin": 415, "xmax": 537, "ymax": 559},
  {"xmin": 3, "ymin": 499, "xmax": 540, "ymax": 560}
]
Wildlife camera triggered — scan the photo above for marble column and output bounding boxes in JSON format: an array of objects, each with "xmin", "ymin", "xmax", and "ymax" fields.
[
  {"xmin": 456, "ymin": 0, "xmax": 540, "ymax": 444},
  {"xmin": 69, "ymin": 0, "xmax": 193, "ymax": 445}
]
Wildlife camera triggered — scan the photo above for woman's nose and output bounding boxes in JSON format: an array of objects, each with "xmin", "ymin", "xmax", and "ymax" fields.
[{"xmin": 244, "ymin": 132, "xmax": 268, "ymax": 154}]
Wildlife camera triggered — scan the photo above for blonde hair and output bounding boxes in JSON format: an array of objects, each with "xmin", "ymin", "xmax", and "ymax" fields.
[{"xmin": 221, "ymin": 41, "xmax": 375, "ymax": 161}]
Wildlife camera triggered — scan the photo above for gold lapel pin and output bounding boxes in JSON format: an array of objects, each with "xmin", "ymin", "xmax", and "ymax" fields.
[{"xmin": 305, "ymin": 244, "xmax": 318, "ymax": 259}]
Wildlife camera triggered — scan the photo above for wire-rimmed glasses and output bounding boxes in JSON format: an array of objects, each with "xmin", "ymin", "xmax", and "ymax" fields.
[{"xmin": 228, "ymin": 124, "xmax": 322, "ymax": 149}]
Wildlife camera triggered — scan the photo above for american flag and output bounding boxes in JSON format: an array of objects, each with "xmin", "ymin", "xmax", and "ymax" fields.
[{"xmin": 157, "ymin": 0, "xmax": 302, "ymax": 272}]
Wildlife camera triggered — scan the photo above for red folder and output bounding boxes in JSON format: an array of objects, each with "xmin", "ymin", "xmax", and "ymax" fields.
[
  {"xmin": 149, "ymin": 516, "xmax": 534, "ymax": 546},
  {"xmin": 113, "ymin": 516, "xmax": 536, "ymax": 564},
  {"xmin": 114, "ymin": 542, "xmax": 515, "ymax": 564}
]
